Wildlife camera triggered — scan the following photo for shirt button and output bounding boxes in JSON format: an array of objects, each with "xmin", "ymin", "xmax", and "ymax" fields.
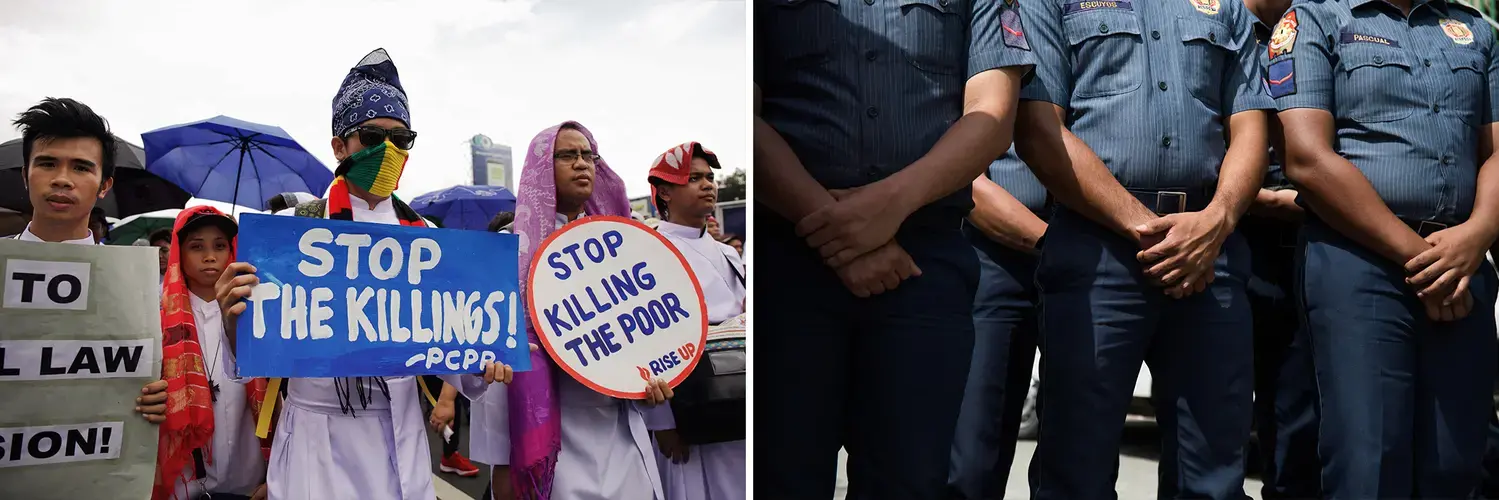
[
  {"xmin": 1152, "ymin": 31, "xmax": 1161, "ymax": 40},
  {"xmin": 1100, "ymin": 24, "xmax": 1110, "ymax": 33},
  {"xmin": 864, "ymin": 0, "xmax": 874, "ymax": 4},
  {"xmin": 866, "ymin": 106, "xmax": 880, "ymax": 118},
  {"xmin": 1161, "ymin": 136, "xmax": 1172, "ymax": 148},
  {"xmin": 1432, "ymin": 103, "xmax": 1440, "ymax": 113},
  {"xmin": 1373, "ymin": 55, "xmax": 1384, "ymax": 64},
  {"xmin": 1424, "ymin": 59, "xmax": 1432, "ymax": 67},
  {"xmin": 865, "ymin": 50, "xmax": 878, "ymax": 61},
  {"xmin": 1209, "ymin": 32, "xmax": 1217, "ymax": 43},
  {"xmin": 1158, "ymin": 81, "xmax": 1168, "ymax": 91},
  {"xmin": 1443, "ymin": 157, "xmax": 1454, "ymax": 165},
  {"xmin": 939, "ymin": 0, "xmax": 949, "ymax": 5}
]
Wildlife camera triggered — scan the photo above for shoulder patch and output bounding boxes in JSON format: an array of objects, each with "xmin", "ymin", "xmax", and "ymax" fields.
[
  {"xmin": 1268, "ymin": 11, "xmax": 1299, "ymax": 59},
  {"xmin": 1002, "ymin": 6, "xmax": 1031, "ymax": 50},
  {"xmin": 1441, "ymin": 19, "xmax": 1475, "ymax": 45},
  {"xmin": 1190, "ymin": 0, "xmax": 1220, "ymax": 15},
  {"xmin": 1267, "ymin": 58, "xmax": 1296, "ymax": 99}
]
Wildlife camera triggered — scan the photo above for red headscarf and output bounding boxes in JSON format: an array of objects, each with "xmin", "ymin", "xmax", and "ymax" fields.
[{"xmin": 152, "ymin": 206, "xmax": 272, "ymax": 500}]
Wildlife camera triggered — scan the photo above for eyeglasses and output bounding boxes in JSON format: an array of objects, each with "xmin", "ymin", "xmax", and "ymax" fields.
[
  {"xmin": 345, "ymin": 125, "xmax": 418, "ymax": 150},
  {"xmin": 554, "ymin": 150, "xmax": 601, "ymax": 164}
]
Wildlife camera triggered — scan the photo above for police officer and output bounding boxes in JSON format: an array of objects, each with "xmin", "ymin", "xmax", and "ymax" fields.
[
  {"xmin": 947, "ymin": 148, "xmax": 1049, "ymax": 500},
  {"xmin": 1013, "ymin": 0, "xmax": 1273, "ymax": 496},
  {"xmin": 754, "ymin": 0, "xmax": 1036, "ymax": 498},
  {"xmin": 1272, "ymin": 0, "xmax": 1499, "ymax": 495},
  {"xmin": 1242, "ymin": 0, "xmax": 1321, "ymax": 496}
]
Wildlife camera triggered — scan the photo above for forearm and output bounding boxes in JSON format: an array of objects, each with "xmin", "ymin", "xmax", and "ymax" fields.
[
  {"xmin": 1016, "ymin": 106, "xmax": 1154, "ymax": 240},
  {"xmin": 1288, "ymin": 153, "xmax": 1427, "ymax": 263},
  {"xmin": 1208, "ymin": 118, "xmax": 1270, "ymax": 229},
  {"xmin": 970, "ymin": 175, "xmax": 1047, "ymax": 250},
  {"xmin": 439, "ymin": 382, "xmax": 458, "ymax": 404},
  {"xmin": 1462, "ymin": 153, "xmax": 1499, "ymax": 244},
  {"xmin": 753, "ymin": 117, "xmax": 836, "ymax": 223}
]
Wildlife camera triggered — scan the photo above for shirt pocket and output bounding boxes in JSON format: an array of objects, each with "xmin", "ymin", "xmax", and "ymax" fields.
[
  {"xmin": 1064, "ymin": 10, "xmax": 1145, "ymax": 98},
  {"xmin": 1441, "ymin": 48, "xmax": 1487, "ymax": 127},
  {"xmin": 898, "ymin": 0, "xmax": 967, "ymax": 75},
  {"xmin": 760, "ymin": 0, "xmax": 842, "ymax": 72},
  {"xmin": 1336, "ymin": 46, "xmax": 1414, "ymax": 123},
  {"xmin": 1177, "ymin": 17, "xmax": 1240, "ymax": 111}
]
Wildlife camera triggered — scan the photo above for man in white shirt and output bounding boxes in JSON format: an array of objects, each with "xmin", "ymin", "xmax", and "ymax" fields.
[
  {"xmin": 10, "ymin": 97, "xmax": 170, "ymax": 421},
  {"xmin": 644, "ymin": 142, "xmax": 747, "ymax": 500}
]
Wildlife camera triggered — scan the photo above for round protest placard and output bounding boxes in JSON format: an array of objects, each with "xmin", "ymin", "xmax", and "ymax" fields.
[{"xmin": 526, "ymin": 216, "xmax": 709, "ymax": 399}]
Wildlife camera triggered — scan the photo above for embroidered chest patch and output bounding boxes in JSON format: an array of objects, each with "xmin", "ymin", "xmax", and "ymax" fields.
[
  {"xmin": 1064, "ymin": 0, "xmax": 1132, "ymax": 14},
  {"xmin": 1190, "ymin": 0, "xmax": 1220, "ymax": 15},
  {"xmin": 1339, "ymin": 30, "xmax": 1400, "ymax": 47},
  {"xmin": 1268, "ymin": 11, "xmax": 1298, "ymax": 59},
  {"xmin": 1441, "ymin": 19, "xmax": 1474, "ymax": 45}
]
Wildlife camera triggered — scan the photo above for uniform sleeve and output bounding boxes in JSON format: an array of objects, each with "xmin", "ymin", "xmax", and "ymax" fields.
[
  {"xmin": 968, "ymin": 0, "xmax": 1038, "ymax": 79},
  {"xmin": 1224, "ymin": 2, "xmax": 1275, "ymax": 115},
  {"xmin": 1015, "ymin": 0, "xmax": 1070, "ymax": 107},
  {"xmin": 1269, "ymin": 6, "xmax": 1334, "ymax": 111}
]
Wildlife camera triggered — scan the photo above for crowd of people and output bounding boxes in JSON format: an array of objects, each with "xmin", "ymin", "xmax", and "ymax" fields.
[
  {"xmin": 756, "ymin": 0, "xmax": 1499, "ymax": 499},
  {"xmin": 6, "ymin": 46, "xmax": 745, "ymax": 500}
]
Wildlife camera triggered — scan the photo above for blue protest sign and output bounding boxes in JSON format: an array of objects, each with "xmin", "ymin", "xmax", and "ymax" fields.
[{"xmin": 233, "ymin": 213, "xmax": 531, "ymax": 377}]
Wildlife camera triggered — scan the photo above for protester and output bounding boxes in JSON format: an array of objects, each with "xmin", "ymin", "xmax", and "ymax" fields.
[
  {"xmin": 487, "ymin": 211, "xmax": 514, "ymax": 233},
  {"xmin": 643, "ymin": 142, "xmax": 747, "ymax": 500},
  {"xmin": 722, "ymin": 234, "xmax": 742, "ymax": 257},
  {"xmin": 479, "ymin": 121, "xmax": 674, "ymax": 500},
  {"xmin": 422, "ymin": 375, "xmax": 480, "ymax": 477},
  {"xmin": 210, "ymin": 48, "xmax": 520, "ymax": 500},
  {"xmin": 705, "ymin": 215, "xmax": 723, "ymax": 242},
  {"xmin": 149, "ymin": 228, "xmax": 172, "ymax": 280},
  {"xmin": 9, "ymin": 97, "xmax": 170, "ymax": 424},
  {"xmin": 155, "ymin": 206, "xmax": 271, "ymax": 500},
  {"xmin": 89, "ymin": 206, "xmax": 109, "ymax": 243},
  {"xmin": 1273, "ymin": 2, "xmax": 1499, "ymax": 496},
  {"xmin": 754, "ymin": 0, "xmax": 1034, "ymax": 496}
]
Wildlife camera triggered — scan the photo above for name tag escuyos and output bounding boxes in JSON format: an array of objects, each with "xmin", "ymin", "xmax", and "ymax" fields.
[
  {"xmin": 1064, "ymin": 0, "xmax": 1132, "ymax": 14},
  {"xmin": 1339, "ymin": 31, "xmax": 1399, "ymax": 47}
]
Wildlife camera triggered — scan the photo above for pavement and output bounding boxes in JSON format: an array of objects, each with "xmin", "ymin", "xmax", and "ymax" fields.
[
  {"xmin": 834, "ymin": 418, "xmax": 1266, "ymax": 500},
  {"xmin": 427, "ymin": 420, "xmax": 489, "ymax": 500}
]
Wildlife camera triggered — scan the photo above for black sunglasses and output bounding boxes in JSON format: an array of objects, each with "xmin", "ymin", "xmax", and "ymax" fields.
[{"xmin": 345, "ymin": 125, "xmax": 418, "ymax": 150}]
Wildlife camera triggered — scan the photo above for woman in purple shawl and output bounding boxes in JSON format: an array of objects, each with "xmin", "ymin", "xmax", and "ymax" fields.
[{"xmin": 502, "ymin": 121, "xmax": 671, "ymax": 500}]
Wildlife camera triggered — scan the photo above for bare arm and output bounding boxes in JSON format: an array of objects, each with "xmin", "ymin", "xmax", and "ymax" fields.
[
  {"xmin": 877, "ymin": 67, "xmax": 1030, "ymax": 215},
  {"xmin": 1209, "ymin": 110, "xmax": 1271, "ymax": 228},
  {"xmin": 969, "ymin": 174, "xmax": 1047, "ymax": 252},
  {"xmin": 1280, "ymin": 108, "xmax": 1428, "ymax": 264},
  {"xmin": 1015, "ymin": 101, "xmax": 1156, "ymax": 241},
  {"xmin": 1466, "ymin": 123, "xmax": 1499, "ymax": 242},
  {"xmin": 752, "ymin": 84, "xmax": 837, "ymax": 223}
]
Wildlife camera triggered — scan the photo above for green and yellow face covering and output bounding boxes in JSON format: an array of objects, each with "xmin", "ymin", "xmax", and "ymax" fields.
[{"xmin": 340, "ymin": 140, "xmax": 409, "ymax": 198}]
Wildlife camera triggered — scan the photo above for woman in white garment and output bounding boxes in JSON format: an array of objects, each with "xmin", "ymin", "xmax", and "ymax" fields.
[
  {"xmin": 211, "ymin": 48, "xmax": 521, "ymax": 500},
  {"xmin": 485, "ymin": 121, "xmax": 675, "ymax": 500},
  {"xmin": 643, "ymin": 142, "xmax": 747, "ymax": 500}
]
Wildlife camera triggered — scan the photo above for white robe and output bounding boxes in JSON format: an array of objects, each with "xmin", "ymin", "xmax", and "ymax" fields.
[
  {"xmin": 469, "ymin": 212, "xmax": 665, "ymax": 500},
  {"xmin": 646, "ymin": 221, "xmax": 747, "ymax": 500},
  {"xmin": 172, "ymin": 294, "xmax": 268, "ymax": 498},
  {"xmin": 236, "ymin": 195, "xmax": 489, "ymax": 500}
]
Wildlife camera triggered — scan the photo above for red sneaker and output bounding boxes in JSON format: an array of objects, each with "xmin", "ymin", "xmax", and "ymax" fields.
[{"xmin": 440, "ymin": 452, "xmax": 480, "ymax": 477}]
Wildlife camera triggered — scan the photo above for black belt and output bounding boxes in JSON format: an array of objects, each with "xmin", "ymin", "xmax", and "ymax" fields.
[
  {"xmin": 1128, "ymin": 189, "xmax": 1210, "ymax": 215},
  {"xmin": 1401, "ymin": 218, "xmax": 1450, "ymax": 238}
]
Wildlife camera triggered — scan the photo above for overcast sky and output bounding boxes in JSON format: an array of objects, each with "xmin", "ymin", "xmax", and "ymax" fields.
[{"xmin": 0, "ymin": 0, "xmax": 747, "ymax": 202}]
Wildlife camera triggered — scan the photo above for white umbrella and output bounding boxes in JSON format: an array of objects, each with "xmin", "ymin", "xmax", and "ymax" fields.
[{"xmin": 108, "ymin": 199, "xmax": 259, "ymax": 245}]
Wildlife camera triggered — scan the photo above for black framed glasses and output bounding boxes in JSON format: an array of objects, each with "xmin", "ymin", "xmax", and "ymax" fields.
[
  {"xmin": 345, "ymin": 125, "xmax": 418, "ymax": 150},
  {"xmin": 554, "ymin": 149, "xmax": 601, "ymax": 164}
]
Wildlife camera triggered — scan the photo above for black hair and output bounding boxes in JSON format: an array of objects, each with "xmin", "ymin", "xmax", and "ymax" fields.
[
  {"xmin": 648, "ymin": 176, "xmax": 672, "ymax": 219},
  {"xmin": 13, "ymin": 98, "xmax": 116, "ymax": 181},
  {"xmin": 488, "ymin": 211, "xmax": 515, "ymax": 233},
  {"xmin": 89, "ymin": 207, "xmax": 109, "ymax": 240},
  {"xmin": 147, "ymin": 228, "xmax": 172, "ymax": 246}
]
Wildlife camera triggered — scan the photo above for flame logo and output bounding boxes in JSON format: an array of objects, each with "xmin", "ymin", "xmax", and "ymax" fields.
[{"xmin": 638, "ymin": 366, "xmax": 651, "ymax": 381}]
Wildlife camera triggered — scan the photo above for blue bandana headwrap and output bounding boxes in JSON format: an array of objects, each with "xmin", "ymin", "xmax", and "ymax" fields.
[{"xmin": 332, "ymin": 48, "xmax": 410, "ymax": 137}]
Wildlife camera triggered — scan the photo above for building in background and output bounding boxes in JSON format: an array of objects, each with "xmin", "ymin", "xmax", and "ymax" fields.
[
  {"xmin": 469, "ymin": 134, "xmax": 513, "ymax": 190},
  {"xmin": 630, "ymin": 195, "xmax": 657, "ymax": 219}
]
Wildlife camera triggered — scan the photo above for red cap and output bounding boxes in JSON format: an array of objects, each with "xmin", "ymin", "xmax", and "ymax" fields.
[{"xmin": 648, "ymin": 142, "xmax": 720, "ymax": 214}]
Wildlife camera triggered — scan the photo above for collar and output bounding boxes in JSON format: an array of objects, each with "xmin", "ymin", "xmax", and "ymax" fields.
[
  {"xmin": 18, "ymin": 224, "xmax": 97, "ymax": 245},
  {"xmin": 656, "ymin": 220, "xmax": 709, "ymax": 240},
  {"xmin": 1351, "ymin": 0, "xmax": 1447, "ymax": 16},
  {"xmin": 1253, "ymin": 18, "xmax": 1273, "ymax": 43},
  {"xmin": 188, "ymin": 292, "xmax": 218, "ymax": 317},
  {"xmin": 350, "ymin": 192, "xmax": 395, "ymax": 215},
  {"xmin": 554, "ymin": 211, "xmax": 586, "ymax": 226}
]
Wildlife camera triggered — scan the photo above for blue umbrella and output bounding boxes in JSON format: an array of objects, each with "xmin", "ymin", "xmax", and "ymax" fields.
[
  {"xmin": 410, "ymin": 185, "xmax": 517, "ymax": 231},
  {"xmin": 143, "ymin": 116, "xmax": 333, "ymax": 211}
]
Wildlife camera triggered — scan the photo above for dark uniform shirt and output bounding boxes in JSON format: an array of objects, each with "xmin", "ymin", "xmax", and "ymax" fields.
[
  {"xmin": 755, "ymin": 0, "xmax": 1037, "ymax": 218},
  {"xmin": 1018, "ymin": 0, "xmax": 1275, "ymax": 194},
  {"xmin": 1255, "ymin": 18, "xmax": 1292, "ymax": 188},
  {"xmin": 1269, "ymin": 0, "xmax": 1499, "ymax": 225}
]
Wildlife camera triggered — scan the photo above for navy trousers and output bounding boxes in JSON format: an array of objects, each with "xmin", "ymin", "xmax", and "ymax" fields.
[
  {"xmin": 1029, "ymin": 208, "xmax": 1254, "ymax": 500},
  {"xmin": 1241, "ymin": 218, "xmax": 1321, "ymax": 499},
  {"xmin": 947, "ymin": 224, "xmax": 1041, "ymax": 500},
  {"xmin": 754, "ymin": 208, "xmax": 979, "ymax": 500},
  {"xmin": 1299, "ymin": 217, "xmax": 1497, "ymax": 499}
]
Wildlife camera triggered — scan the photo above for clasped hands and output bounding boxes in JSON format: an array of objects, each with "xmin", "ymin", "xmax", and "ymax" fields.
[
  {"xmin": 794, "ymin": 183, "xmax": 921, "ymax": 298},
  {"xmin": 1132, "ymin": 206, "xmax": 1234, "ymax": 299},
  {"xmin": 1402, "ymin": 224, "xmax": 1490, "ymax": 322}
]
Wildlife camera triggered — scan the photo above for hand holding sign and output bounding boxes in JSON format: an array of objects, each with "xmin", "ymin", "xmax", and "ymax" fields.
[
  {"xmin": 215, "ymin": 262, "xmax": 260, "ymax": 349},
  {"xmin": 527, "ymin": 216, "xmax": 709, "ymax": 399}
]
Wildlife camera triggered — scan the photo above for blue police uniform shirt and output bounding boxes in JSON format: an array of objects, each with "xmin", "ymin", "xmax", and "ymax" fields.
[
  {"xmin": 756, "ymin": 0, "xmax": 1038, "ymax": 216},
  {"xmin": 988, "ymin": 145, "xmax": 1051, "ymax": 214},
  {"xmin": 1255, "ymin": 18, "xmax": 1291, "ymax": 189},
  {"xmin": 1018, "ymin": 0, "xmax": 1275, "ymax": 194},
  {"xmin": 1268, "ymin": 0, "xmax": 1499, "ymax": 225}
]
